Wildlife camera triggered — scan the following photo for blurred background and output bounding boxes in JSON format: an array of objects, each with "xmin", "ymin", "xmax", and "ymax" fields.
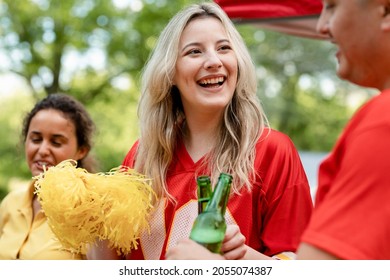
[{"xmin": 0, "ymin": 0, "xmax": 376, "ymax": 201}]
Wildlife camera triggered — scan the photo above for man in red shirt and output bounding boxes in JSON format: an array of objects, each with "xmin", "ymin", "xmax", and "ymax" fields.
[{"xmin": 297, "ymin": 0, "xmax": 390, "ymax": 259}]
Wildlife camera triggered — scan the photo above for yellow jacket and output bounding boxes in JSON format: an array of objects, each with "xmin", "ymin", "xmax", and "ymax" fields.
[{"xmin": 0, "ymin": 181, "xmax": 83, "ymax": 259}]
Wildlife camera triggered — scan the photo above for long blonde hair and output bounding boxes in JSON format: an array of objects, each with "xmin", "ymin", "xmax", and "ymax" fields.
[{"xmin": 135, "ymin": 2, "xmax": 268, "ymax": 199}]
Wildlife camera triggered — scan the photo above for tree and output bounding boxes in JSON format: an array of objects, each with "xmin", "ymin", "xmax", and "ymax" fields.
[
  {"xmin": 0, "ymin": 0, "xmax": 196, "ymax": 200},
  {"xmin": 0, "ymin": 0, "xmax": 193, "ymax": 103},
  {"xmin": 0, "ymin": 0, "xmax": 374, "ymax": 201},
  {"xmin": 237, "ymin": 26, "xmax": 373, "ymax": 151}
]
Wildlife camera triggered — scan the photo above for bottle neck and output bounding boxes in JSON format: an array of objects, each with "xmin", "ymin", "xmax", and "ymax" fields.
[
  {"xmin": 205, "ymin": 173, "xmax": 232, "ymax": 215},
  {"xmin": 197, "ymin": 175, "xmax": 212, "ymax": 199},
  {"xmin": 197, "ymin": 175, "xmax": 212, "ymax": 214}
]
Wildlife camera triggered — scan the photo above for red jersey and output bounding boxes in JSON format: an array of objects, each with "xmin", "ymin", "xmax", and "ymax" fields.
[
  {"xmin": 301, "ymin": 90, "xmax": 390, "ymax": 259},
  {"xmin": 123, "ymin": 128, "xmax": 313, "ymax": 259}
]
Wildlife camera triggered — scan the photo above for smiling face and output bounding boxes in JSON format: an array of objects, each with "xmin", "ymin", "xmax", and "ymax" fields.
[
  {"xmin": 173, "ymin": 16, "xmax": 238, "ymax": 117},
  {"xmin": 317, "ymin": 0, "xmax": 388, "ymax": 88},
  {"xmin": 25, "ymin": 109, "xmax": 88, "ymax": 176}
]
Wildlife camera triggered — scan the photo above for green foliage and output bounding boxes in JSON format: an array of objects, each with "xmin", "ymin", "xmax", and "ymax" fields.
[
  {"xmin": 0, "ymin": 0, "xmax": 196, "ymax": 100},
  {"xmin": 0, "ymin": 0, "xmax": 375, "ymax": 202},
  {"xmin": 0, "ymin": 93, "xmax": 34, "ymax": 200},
  {"xmin": 88, "ymin": 87, "xmax": 140, "ymax": 171},
  {"xmin": 238, "ymin": 25, "xmax": 372, "ymax": 151},
  {"xmin": 0, "ymin": 0, "xmax": 197, "ymax": 200}
]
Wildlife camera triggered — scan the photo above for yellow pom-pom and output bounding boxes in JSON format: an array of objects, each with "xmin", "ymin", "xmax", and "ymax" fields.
[{"xmin": 34, "ymin": 160, "xmax": 155, "ymax": 255}]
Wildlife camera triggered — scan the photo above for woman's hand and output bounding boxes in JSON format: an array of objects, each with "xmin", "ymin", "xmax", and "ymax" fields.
[
  {"xmin": 165, "ymin": 238, "xmax": 225, "ymax": 260},
  {"xmin": 220, "ymin": 224, "xmax": 246, "ymax": 259},
  {"xmin": 86, "ymin": 240, "xmax": 123, "ymax": 260},
  {"xmin": 165, "ymin": 224, "xmax": 247, "ymax": 260}
]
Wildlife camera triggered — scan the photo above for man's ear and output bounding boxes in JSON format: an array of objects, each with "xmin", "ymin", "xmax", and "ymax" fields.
[{"xmin": 381, "ymin": 1, "xmax": 390, "ymax": 31}]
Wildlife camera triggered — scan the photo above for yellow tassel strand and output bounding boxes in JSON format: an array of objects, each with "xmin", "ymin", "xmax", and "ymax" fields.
[{"xmin": 34, "ymin": 160, "xmax": 155, "ymax": 255}]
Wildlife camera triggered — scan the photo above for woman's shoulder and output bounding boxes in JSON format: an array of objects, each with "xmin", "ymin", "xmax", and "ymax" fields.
[
  {"xmin": 254, "ymin": 128, "xmax": 302, "ymax": 167},
  {"xmin": 258, "ymin": 127, "xmax": 295, "ymax": 148},
  {"xmin": 0, "ymin": 182, "xmax": 32, "ymax": 208}
]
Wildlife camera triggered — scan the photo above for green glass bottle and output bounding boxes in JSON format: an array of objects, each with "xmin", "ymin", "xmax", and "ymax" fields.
[
  {"xmin": 196, "ymin": 175, "xmax": 212, "ymax": 215},
  {"xmin": 190, "ymin": 172, "xmax": 233, "ymax": 254}
]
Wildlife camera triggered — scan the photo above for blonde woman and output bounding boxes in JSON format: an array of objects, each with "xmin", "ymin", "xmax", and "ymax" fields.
[{"xmin": 89, "ymin": 2, "xmax": 312, "ymax": 260}]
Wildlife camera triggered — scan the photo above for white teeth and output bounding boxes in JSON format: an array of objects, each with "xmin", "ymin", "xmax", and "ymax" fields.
[
  {"xmin": 37, "ymin": 161, "xmax": 50, "ymax": 167},
  {"xmin": 199, "ymin": 77, "xmax": 224, "ymax": 85}
]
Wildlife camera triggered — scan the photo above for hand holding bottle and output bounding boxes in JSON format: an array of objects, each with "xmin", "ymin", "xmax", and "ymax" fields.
[
  {"xmin": 220, "ymin": 224, "xmax": 247, "ymax": 260},
  {"xmin": 165, "ymin": 224, "xmax": 246, "ymax": 260},
  {"xmin": 189, "ymin": 173, "xmax": 232, "ymax": 253}
]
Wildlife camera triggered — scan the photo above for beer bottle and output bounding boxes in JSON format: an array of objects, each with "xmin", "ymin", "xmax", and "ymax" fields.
[
  {"xmin": 196, "ymin": 175, "xmax": 212, "ymax": 214},
  {"xmin": 190, "ymin": 172, "xmax": 233, "ymax": 254}
]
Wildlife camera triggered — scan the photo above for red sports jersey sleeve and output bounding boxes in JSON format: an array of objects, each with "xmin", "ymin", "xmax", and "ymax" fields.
[{"xmin": 301, "ymin": 90, "xmax": 390, "ymax": 259}]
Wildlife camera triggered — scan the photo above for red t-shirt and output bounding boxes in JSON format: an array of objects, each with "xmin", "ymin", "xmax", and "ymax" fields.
[
  {"xmin": 123, "ymin": 128, "xmax": 313, "ymax": 259},
  {"xmin": 301, "ymin": 90, "xmax": 390, "ymax": 259}
]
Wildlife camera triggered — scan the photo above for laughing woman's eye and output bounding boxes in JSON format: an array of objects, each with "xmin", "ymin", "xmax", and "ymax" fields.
[
  {"xmin": 30, "ymin": 136, "xmax": 42, "ymax": 144},
  {"xmin": 31, "ymin": 138, "xmax": 42, "ymax": 144},
  {"xmin": 51, "ymin": 141, "xmax": 62, "ymax": 147},
  {"xmin": 216, "ymin": 44, "xmax": 232, "ymax": 53},
  {"xmin": 219, "ymin": 45, "xmax": 232, "ymax": 50},
  {"xmin": 186, "ymin": 48, "xmax": 201, "ymax": 55},
  {"xmin": 51, "ymin": 137, "xmax": 65, "ymax": 147}
]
